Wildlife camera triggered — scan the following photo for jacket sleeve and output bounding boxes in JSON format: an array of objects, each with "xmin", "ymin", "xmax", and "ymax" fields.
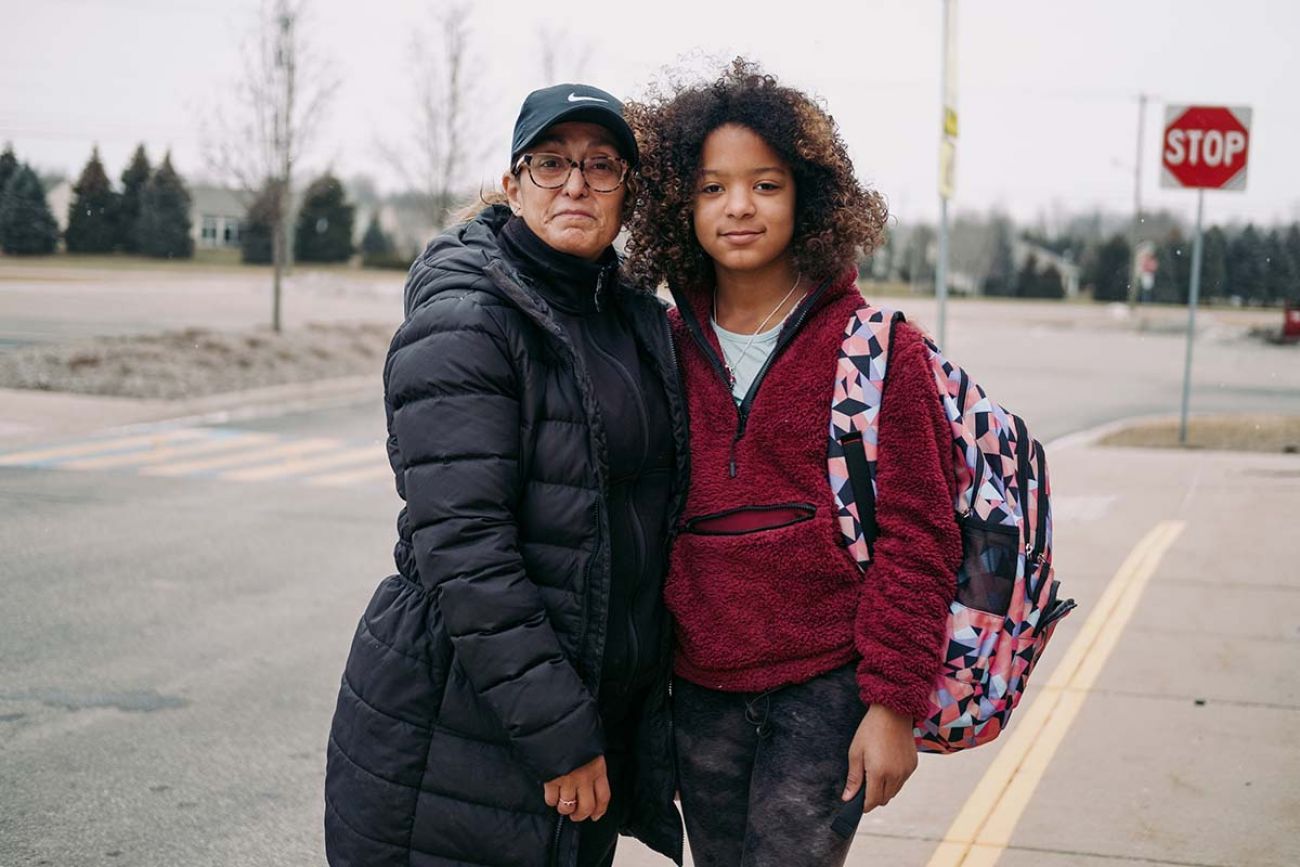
[
  {"xmin": 386, "ymin": 289, "xmax": 603, "ymax": 782},
  {"xmin": 854, "ymin": 321, "xmax": 963, "ymax": 718}
]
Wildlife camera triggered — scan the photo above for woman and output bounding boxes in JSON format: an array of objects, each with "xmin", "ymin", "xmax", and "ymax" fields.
[
  {"xmin": 325, "ymin": 83, "xmax": 687, "ymax": 867},
  {"xmin": 625, "ymin": 61, "xmax": 964, "ymax": 866}
]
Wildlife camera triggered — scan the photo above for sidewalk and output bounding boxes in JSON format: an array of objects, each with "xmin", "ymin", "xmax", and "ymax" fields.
[{"xmin": 617, "ymin": 436, "xmax": 1300, "ymax": 867}]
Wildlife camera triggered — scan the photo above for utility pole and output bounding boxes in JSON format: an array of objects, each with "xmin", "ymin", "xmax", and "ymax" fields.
[
  {"xmin": 1127, "ymin": 92, "xmax": 1148, "ymax": 310},
  {"xmin": 936, "ymin": 0, "xmax": 957, "ymax": 347},
  {"xmin": 272, "ymin": 1, "xmax": 295, "ymax": 334}
]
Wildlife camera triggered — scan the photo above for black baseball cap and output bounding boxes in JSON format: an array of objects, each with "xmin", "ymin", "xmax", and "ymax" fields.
[{"xmin": 510, "ymin": 83, "xmax": 639, "ymax": 167}]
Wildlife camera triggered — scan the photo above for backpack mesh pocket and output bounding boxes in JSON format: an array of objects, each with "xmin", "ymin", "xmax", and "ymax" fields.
[{"xmin": 955, "ymin": 518, "xmax": 1018, "ymax": 615}]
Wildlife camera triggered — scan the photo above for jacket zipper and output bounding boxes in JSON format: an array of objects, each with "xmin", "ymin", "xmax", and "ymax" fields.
[
  {"xmin": 485, "ymin": 260, "xmax": 610, "ymax": 697},
  {"xmin": 679, "ymin": 277, "xmax": 830, "ymax": 478},
  {"xmin": 482, "ymin": 260, "xmax": 688, "ymax": 865},
  {"xmin": 549, "ymin": 814, "xmax": 564, "ymax": 867}
]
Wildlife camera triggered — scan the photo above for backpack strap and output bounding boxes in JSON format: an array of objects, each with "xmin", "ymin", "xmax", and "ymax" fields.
[{"xmin": 830, "ymin": 304, "xmax": 905, "ymax": 568}]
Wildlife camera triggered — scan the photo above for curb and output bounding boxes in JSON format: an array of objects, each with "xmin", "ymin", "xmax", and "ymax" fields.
[{"xmin": 1044, "ymin": 415, "xmax": 1177, "ymax": 452}]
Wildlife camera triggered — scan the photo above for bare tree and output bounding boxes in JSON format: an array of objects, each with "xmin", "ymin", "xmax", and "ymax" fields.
[
  {"xmin": 377, "ymin": 2, "xmax": 481, "ymax": 230},
  {"xmin": 536, "ymin": 24, "xmax": 594, "ymax": 85},
  {"xmin": 204, "ymin": 0, "xmax": 338, "ymax": 332}
]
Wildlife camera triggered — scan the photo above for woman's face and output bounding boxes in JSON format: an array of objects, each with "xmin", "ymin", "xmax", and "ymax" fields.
[
  {"xmin": 503, "ymin": 121, "xmax": 626, "ymax": 261},
  {"xmin": 692, "ymin": 123, "xmax": 797, "ymax": 278}
]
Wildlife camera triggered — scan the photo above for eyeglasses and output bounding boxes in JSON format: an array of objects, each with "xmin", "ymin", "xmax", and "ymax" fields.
[{"xmin": 514, "ymin": 152, "xmax": 629, "ymax": 193}]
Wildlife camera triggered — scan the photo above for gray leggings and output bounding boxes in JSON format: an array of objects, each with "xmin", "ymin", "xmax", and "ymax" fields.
[{"xmin": 674, "ymin": 664, "xmax": 866, "ymax": 867}]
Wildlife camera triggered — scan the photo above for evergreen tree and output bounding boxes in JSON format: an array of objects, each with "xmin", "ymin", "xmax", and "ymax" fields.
[
  {"xmin": 0, "ymin": 143, "xmax": 17, "ymax": 198},
  {"xmin": 294, "ymin": 172, "xmax": 355, "ymax": 262},
  {"xmin": 1084, "ymin": 234, "xmax": 1131, "ymax": 302},
  {"xmin": 0, "ymin": 163, "xmax": 59, "ymax": 254},
  {"xmin": 981, "ymin": 216, "xmax": 1016, "ymax": 296},
  {"xmin": 1014, "ymin": 253, "xmax": 1040, "ymax": 299},
  {"xmin": 1285, "ymin": 224, "xmax": 1300, "ymax": 304},
  {"xmin": 1200, "ymin": 226, "xmax": 1228, "ymax": 301},
  {"xmin": 360, "ymin": 212, "xmax": 402, "ymax": 268},
  {"xmin": 241, "ymin": 179, "xmax": 282, "ymax": 265},
  {"xmin": 1032, "ymin": 263, "xmax": 1065, "ymax": 299},
  {"xmin": 1226, "ymin": 224, "xmax": 1266, "ymax": 303},
  {"xmin": 65, "ymin": 146, "xmax": 119, "ymax": 253},
  {"xmin": 117, "ymin": 144, "xmax": 151, "ymax": 253},
  {"xmin": 1154, "ymin": 229, "xmax": 1191, "ymax": 304},
  {"xmin": 1264, "ymin": 229, "xmax": 1298, "ymax": 305},
  {"xmin": 136, "ymin": 153, "xmax": 193, "ymax": 259}
]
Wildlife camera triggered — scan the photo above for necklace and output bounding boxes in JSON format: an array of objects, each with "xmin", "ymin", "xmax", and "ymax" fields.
[{"xmin": 712, "ymin": 271, "xmax": 803, "ymax": 391}]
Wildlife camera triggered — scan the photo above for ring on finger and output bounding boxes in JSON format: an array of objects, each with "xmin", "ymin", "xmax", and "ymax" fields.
[{"xmin": 558, "ymin": 798, "xmax": 576, "ymax": 808}]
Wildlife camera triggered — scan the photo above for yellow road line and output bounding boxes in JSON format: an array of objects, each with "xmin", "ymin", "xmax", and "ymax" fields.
[
  {"xmin": 221, "ymin": 445, "xmax": 383, "ymax": 482},
  {"xmin": 306, "ymin": 462, "xmax": 392, "ymax": 487},
  {"xmin": 62, "ymin": 432, "xmax": 276, "ymax": 470},
  {"xmin": 926, "ymin": 520, "xmax": 1186, "ymax": 867},
  {"xmin": 0, "ymin": 429, "xmax": 205, "ymax": 466},
  {"xmin": 141, "ymin": 437, "xmax": 340, "ymax": 476}
]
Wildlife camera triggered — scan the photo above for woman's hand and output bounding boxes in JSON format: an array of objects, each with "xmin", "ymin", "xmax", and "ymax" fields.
[
  {"xmin": 544, "ymin": 755, "xmax": 610, "ymax": 822},
  {"xmin": 841, "ymin": 704, "xmax": 918, "ymax": 813}
]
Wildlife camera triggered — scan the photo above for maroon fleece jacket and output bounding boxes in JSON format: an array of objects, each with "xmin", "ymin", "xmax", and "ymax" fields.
[{"xmin": 666, "ymin": 268, "xmax": 963, "ymax": 718}]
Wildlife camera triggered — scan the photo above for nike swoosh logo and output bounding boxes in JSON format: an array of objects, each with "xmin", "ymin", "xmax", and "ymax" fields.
[{"xmin": 567, "ymin": 93, "xmax": 609, "ymax": 103}]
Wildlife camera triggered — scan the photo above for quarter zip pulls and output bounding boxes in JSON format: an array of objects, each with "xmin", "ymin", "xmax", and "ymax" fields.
[{"xmin": 672, "ymin": 271, "xmax": 850, "ymax": 477}]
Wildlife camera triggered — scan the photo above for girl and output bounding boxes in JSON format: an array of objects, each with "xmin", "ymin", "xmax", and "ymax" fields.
[{"xmin": 626, "ymin": 61, "xmax": 964, "ymax": 866}]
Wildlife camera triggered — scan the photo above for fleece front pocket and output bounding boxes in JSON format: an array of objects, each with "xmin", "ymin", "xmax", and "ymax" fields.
[
  {"xmin": 683, "ymin": 503, "xmax": 816, "ymax": 536},
  {"xmin": 667, "ymin": 504, "xmax": 858, "ymax": 675},
  {"xmin": 955, "ymin": 517, "xmax": 1019, "ymax": 615}
]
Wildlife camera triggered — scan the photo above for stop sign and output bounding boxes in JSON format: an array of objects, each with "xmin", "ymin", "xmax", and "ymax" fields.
[{"xmin": 1161, "ymin": 105, "xmax": 1252, "ymax": 190}]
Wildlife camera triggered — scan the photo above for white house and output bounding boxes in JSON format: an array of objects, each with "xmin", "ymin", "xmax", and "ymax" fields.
[{"xmin": 190, "ymin": 184, "xmax": 247, "ymax": 250}]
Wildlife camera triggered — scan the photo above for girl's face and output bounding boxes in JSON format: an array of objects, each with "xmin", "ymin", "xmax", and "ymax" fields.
[{"xmin": 692, "ymin": 123, "xmax": 797, "ymax": 278}]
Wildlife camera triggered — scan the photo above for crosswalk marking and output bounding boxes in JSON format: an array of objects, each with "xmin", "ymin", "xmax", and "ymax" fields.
[
  {"xmin": 0, "ymin": 429, "xmax": 207, "ymax": 466},
  {"xmin": 141, "ymin": 437, "xmax": 341, "ymax": 477},
  {"xmin": 61, "ymin": 432, "xmax": 277, "ymax": 471},
  {"xmin": 222, "ymin": 445, "xmax": 382, "ymax": 482},
  {"xmin": 0, "ymin": 426, "xmax": 392, "ymax": 490}
]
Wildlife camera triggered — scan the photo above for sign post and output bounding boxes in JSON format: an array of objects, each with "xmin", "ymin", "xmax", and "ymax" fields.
[
  {"xmin": 936, "ymin": 0, "xmax": 957, "ymax": 348},
  {"xmin": 1160, "ymin": 104, "xmax": 1252, "ymax": 444}
]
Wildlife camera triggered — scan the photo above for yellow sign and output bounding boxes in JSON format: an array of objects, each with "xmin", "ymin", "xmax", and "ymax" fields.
[
  {"xmin": 939, "ymin": 139, "xmax": 957, "ymax": 200},
  {"xmin": 939, "ymin": 0, "xmax": 958, "ymax": 199}
]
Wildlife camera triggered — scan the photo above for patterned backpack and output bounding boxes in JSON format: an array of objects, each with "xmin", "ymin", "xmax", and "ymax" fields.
[{"xmin": 827, "ymin": 304, "xmax": 1075, "ymax": 753}]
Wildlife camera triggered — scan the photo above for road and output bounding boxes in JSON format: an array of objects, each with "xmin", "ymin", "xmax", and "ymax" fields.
[{"xmin": 1, "ymin": 271, "xmax": 1298, "ymax": 866}]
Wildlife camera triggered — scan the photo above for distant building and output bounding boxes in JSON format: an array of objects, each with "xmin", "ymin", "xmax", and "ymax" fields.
[
  {"xmin": 1011, "ymin": 238, "xmax": 1081, "ymax": 298},
  {"xmin": 45, "ymin": 179, "xmax": 74, "ymax": 233},
  {"xmin": 40, "ymin": 179, "xmax": 248, "ymax": 251},
  {"xmin": 190, "ymin": 184, "xmax": 247, "ymax": 250}
]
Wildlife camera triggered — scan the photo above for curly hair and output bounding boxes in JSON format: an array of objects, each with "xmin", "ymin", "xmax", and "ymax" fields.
[{"xmin": 624, "ymin": 58, "xmax": 888, "ymax": 290}]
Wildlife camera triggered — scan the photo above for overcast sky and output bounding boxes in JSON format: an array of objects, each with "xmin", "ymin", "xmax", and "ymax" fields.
[{"xmin": 3, "ymin": 0, "xmax": 1297, "ymax": 229}]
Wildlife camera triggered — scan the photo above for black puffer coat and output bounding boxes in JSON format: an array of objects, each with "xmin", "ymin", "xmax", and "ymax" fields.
[{"xmin": 325, "ymin": 204, "xmax": 688, "ymax": 867}]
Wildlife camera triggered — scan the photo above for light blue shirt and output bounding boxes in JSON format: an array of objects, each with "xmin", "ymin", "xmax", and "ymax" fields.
[{"xmin": 712, "ymin": 318, "xmax": 781, "ymax": 404}]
